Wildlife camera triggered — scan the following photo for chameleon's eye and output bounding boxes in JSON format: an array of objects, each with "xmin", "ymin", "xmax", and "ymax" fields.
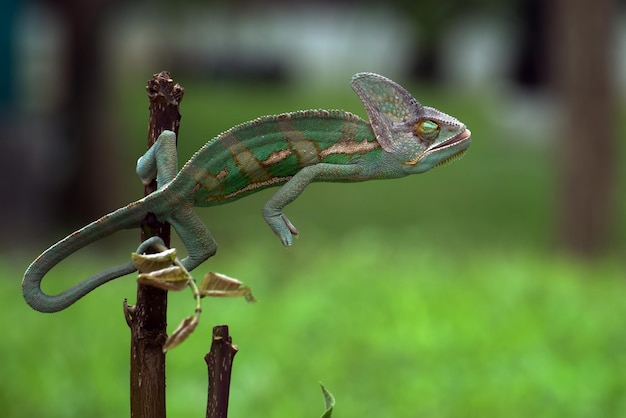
[{"xmin": 415, "ymin": 120, "xmax": 440, "ymax": 141}]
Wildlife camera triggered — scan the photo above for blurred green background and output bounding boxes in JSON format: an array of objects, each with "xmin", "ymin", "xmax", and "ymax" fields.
[{"xmin": 1, "ymin": 0, "xmax": 625, "ymax": 417}]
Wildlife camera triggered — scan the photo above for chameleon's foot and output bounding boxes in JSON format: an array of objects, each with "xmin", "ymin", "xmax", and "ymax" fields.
[
  {"xmin": 136, "ymin": 155, "xmax": 156, "ymax": 186},
  {"xmin": 265, "ymin": 213, "xmax": 299, "ymax": 247}
]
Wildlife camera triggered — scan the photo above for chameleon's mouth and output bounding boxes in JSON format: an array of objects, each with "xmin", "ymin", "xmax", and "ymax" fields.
[
  {"xmin": 405, "ymin": 128, "xmax": 471, "ymax": 166},
  {"xmin": 430, "ymin": 128, "xmax": 472, "ymax": 152}
]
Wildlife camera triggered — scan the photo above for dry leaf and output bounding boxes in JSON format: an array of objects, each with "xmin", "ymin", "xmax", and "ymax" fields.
[
  {"xmin": 199, "ymin": 272, "xmax": 256, "ymax": 302},
  {"xmin": 137, "ymin": 266, "xmax": 191, "ymax": 291},
  {"xmin": 163, "ymin": 314, "xmax": 199, "ymax": 352},
  {"xmin": 132, "ymin": 248, "xmax": 177, "ymax": 273}
]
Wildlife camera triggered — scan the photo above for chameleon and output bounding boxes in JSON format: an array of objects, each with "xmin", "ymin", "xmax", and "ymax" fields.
[{"xmin": 22, "ymin": 72, "xmax": 471, "ymax": 313}]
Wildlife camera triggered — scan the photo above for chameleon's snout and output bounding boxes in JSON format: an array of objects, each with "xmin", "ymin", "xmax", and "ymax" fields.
[
  {"xmin": 405, "ymin": 127, "xmax": 471, "ymax": 168},
  {"xmin": 432, "ymin": 128, "xmax": 471, "ymax": 168},
  {"xmin": 431, "ymin": 128, "xmax": 471, "ymax": 151}
]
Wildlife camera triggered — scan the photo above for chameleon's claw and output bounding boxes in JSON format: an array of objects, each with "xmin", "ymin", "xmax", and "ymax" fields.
[
  {"xmin": 264, "ymin": 212, "xmax": 299, "ymax": 247},
  {"xmin": 281, "ymin": 215, "xmax": 299, "ymax": 246},
  {"xmin": 282, "ymin": 215, "xmax": 299, "ymax": 236}
]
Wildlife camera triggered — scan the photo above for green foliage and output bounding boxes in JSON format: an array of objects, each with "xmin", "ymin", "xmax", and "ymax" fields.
[
  {"xmin": 319, "ymin": 383, "xmax": 335, "ymax": 418},
  {"xmin": 3, "ymin": 241, "xmax": 625, "ymax": 417}
]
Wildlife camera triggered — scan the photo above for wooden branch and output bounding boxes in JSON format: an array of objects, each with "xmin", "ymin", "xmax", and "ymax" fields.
[
  {"xmin": 124, "ymin": 71, "xmax": 184, "ymax": 418},
  {"xmin": 205, "ymin": 325, "xmax": 239, "ymax": 418}
]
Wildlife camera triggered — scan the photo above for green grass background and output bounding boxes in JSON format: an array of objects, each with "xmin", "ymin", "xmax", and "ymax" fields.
[{"xmin": 3, "ymin": 79, "xmax": 625, "ymax": 417}]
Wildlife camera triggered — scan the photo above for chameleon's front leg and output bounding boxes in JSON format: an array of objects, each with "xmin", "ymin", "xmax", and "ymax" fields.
[{"xmin": 263, "ymin": 163, "xmax": 366, "ymax": 246}]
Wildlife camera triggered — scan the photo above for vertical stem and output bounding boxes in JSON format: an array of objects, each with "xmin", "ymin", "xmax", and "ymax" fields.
[
  {"xmin": 123, "ymin": 71, "xmax": 184, "ymax": 418},
  {"xmin": 549, "ymin": 0, "xmax": 617, "ymax": 257},
  {"xmin": 205, "ymin": 325, "xmax": 239, "ymax": 418}
]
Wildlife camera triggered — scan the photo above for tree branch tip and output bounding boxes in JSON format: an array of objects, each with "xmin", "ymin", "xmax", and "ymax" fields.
[{"xmin": 122, "ymin": 298, "xmax": 135, "ymax": 326}]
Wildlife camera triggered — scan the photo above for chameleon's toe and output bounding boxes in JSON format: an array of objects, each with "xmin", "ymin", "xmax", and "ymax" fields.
[
  {"xmin": 136, "ymin": 156, "xmax": 157, "ymax": 185},
  {"xmin": 278, "ymin": 214, "xmax": 299, "ymax": 247},
  {"xmin": 281, "ymin": 215, "xmax": 299, "ymax": 236}
]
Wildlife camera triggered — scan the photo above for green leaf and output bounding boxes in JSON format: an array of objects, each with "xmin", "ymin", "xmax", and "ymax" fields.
[
  {"xmin": 198, "ymin": 272, "xmax": 256, "ymax": 302},
  {"xmin": 319, "ymin": 383, "xmax": 335, "ymax": 418}
]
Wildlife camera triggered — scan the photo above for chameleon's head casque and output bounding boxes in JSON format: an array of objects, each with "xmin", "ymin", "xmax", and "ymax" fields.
[{"xmin": 351, "ymin": 72, "xmax": 471, "ymax": 174}]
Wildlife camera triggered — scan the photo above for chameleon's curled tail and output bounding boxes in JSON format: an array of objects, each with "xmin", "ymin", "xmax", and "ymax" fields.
[{"xmin": 22, "ymin": 199, "xmax": 152, "ymax": 313}]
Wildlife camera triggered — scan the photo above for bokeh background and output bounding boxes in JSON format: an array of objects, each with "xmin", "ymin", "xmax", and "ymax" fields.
[{"xmin": 1, "ymin": 0, "xmax": 625, "ymax": 417}]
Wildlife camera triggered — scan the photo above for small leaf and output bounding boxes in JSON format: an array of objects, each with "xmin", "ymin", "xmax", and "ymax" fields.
[
  {"xmin": 163, "ymin": 314, "xmax": 199, "ymax": 352},
  {"xmin": 139, "ymin": 265, "xmax": 191, "ymax": 282},
  {"xmin": 137, "ymin": 266, "xmax": 191, "ymax": 291},
  {"xmin": 199, "ymin": 272, "xmax": 256, "ymax": 302},
  {"xmin": 132, "ymin": 248, "xmax": 177, "ymax": 273},
  {"xmin": 320, "ymin": 383, "xmax": 335, "ymax": 418}
]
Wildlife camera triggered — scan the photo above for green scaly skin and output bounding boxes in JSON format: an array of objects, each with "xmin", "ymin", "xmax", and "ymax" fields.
[{"xmin": 22, "ymin": 72, "xmax": 471, "ymax": 313}]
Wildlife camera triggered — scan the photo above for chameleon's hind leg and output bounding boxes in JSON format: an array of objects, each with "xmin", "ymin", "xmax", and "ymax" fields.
[
  {"xmin": 168, "ymin": 206, "xmax": 218, "ymax": 272},
  {"xmin": 136, "ymin": 130, "xmax": 179, "ymax": 187},
  {"xmin": 136, "ymin": 209, "xmax": 216, "ymax": 274}
]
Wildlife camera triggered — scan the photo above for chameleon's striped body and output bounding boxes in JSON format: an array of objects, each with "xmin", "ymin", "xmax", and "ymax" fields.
[
  {"xmin": 179, "ymin": 110, "xmax": 382, "ymax": 206},
  {"xmin": 23, "ymin": 73, "xmax": 471, "ymax": 313}
]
